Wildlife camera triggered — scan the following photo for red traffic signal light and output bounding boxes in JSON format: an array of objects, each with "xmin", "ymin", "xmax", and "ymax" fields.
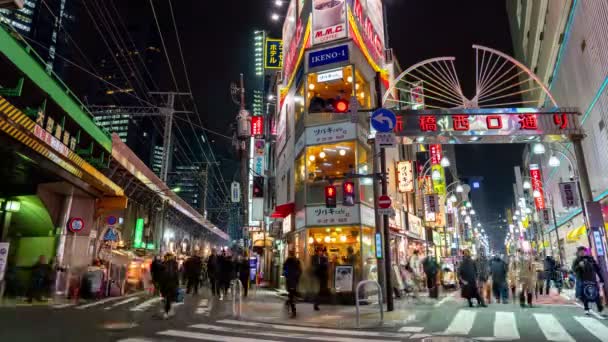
[
  {"xmin": 325, "ymin": 185, "xmax": 337, "ymax": 208},
  {"xmin": 333, "ymin": 99, "xmax": 349, "ymax": 113},
  {"xmin": 252, "ymin": 176, "xmax": 264, "ymax": 198},
  {"xmin": 343, "ymin": 181, "xmax": 355, "ymax": 206}
]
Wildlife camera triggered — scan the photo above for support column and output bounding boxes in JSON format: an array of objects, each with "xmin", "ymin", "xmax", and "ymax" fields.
[{"xmin": 54, "ymin": 189, "xmax": 74, "ymax": 295}]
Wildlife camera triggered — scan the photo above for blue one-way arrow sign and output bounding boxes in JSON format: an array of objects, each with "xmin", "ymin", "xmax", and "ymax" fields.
[{"xmin": 371, "ymin": 108, "xmax": 397, "ymax": 133}]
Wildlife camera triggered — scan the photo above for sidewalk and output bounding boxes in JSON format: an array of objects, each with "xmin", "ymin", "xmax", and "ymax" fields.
[{"xmin": 233, "ymin": 287, "xmax": 456, "ymax": 329}]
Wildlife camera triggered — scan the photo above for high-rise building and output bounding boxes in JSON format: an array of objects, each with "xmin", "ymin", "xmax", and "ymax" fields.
[
  {"xmin": 169, "ymin": 165, "xmax": 204, "ymax": 213},
  {"xmin": 507, "ymin": 0, "xmax": 608, "ymax": 260}
]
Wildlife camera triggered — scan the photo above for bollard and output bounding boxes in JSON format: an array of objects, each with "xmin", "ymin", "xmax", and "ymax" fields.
[
  {"xmin": 355, "ymin": 280, "xmax": 383, "ymax": 328},
  {"xmin": 231, "ymin": 279, "xmax": 243, "ymax": 318}
]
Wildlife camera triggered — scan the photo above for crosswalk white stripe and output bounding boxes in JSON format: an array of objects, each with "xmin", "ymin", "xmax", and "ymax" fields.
[
  {"xmin": 75, "ymin": 292, "xmax": 142, "ymax": 309},
  {"xmin": 130, "ymin": 297, "xmax": 162, "ymax": 312},
  {"xmin": 218, "ymin": 319, "xmax": 409, "ymax": 338},
  {"xmin": 104, "ymin": 297, "xmax": 140, "ymax": 310},
  {"xmin": 533, "ymin": 313, "xmax": 574, "ymax": 342},
  {"xmin": 575, "ymin": 316, "xmax": 608, "ymax": 342},
  {"xmin": 494, "ymin": 311, "xmax": 519, "ymax": 340},
  {"xmin": 191, "ymin": 323, "xmax": 402, "ymax": 342},
  {"xmin": 198, "ymin": 299, "xmax": 208, "ymax": 307},
  {"xmin": 443, "ymin": 310, "xmax": 476, "ymax": 335},
  {"xmin": 52, "ymin": 303, "xmax": 75, "ymax": 309},
  {"xmin": 398, "ymin": 326, "xmax": 424, "ymax": 333},
  {"xmin": 158, "ymin": 329, "xmax": 278, "ymax": 342}
]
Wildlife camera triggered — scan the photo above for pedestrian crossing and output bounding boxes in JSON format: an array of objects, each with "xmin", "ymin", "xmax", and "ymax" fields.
[{"xmin": 400, "ymin": 308, "xmax": 608, "ymax": 341}]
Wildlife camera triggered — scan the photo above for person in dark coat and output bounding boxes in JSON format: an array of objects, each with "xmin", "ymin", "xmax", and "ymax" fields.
[
  {"xmin": 422, "ymin": 252, "xmax": 440, "ymax": 298},
  {"xmin": 283, "ymin": 250, "xmax": 302, "ymax": 318},
  {"xmin": 206, "ymin": 249, "xmax": 218, "ymax": 296},
  {"xmin": 159, "ymin": 253, "xmax": 179, "ymax": 319},
  {"xmin": 27, "ymin": 255, "xmax": 52, "ymax": 303},
  {"xmin": 458, "ymin": 249, "xmax": 486, "ymax": 307},
  {"xmin": 542, "ymin": 255, "xmax": 557, "ymax": 295},
  {"xmin": 312, "ymin": 247, "xmax": 329, "ymax": 310},
  {"xmin": 572, "ymin": 246, "xmax": 605, "ymax": 315},
  {"xmin": 236, "ymin": 254, "xmax": 250, "ymax": 297},
  {"xmin": 184, "ymin": 255, "xmax": 203, "ymax": 295},
  {"xmin": 218, "ymin": 250, "xmax": 234, "ymax": 298},
  {"xmin": 490, "ymin": 255, "xmax": 508, "ymax": 303},
  {"xmin": 150, "ymin": 256, "xmax": 163, "ymax": 295}
]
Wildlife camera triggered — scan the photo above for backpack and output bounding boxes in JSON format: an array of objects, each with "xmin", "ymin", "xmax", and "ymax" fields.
[{"xmin": 423, "ymin": 257, "xmax": 438, "ymax": 275}]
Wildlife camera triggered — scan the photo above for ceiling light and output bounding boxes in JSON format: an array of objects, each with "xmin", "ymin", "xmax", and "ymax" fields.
[
  {"xmin": 466, "ymin": 202, "xmax": 472, "ymax": 208},
  {"xmin": 533, "ymin": 143, "xmax": 545, "ymax": 155},
  {"xmin": 470, "ymin": 209, "xmax": 476, "ymax": 215},
  {"xmin": 469, "ymin": 136, "xmax": 481, "ymax": 142},
  {"xmin": 339, "ymin": 149, "xmax": 346, "ymax": 156},
  {"xmin": 319, "ymin": 151, "xmax": 326, "ymax": 159},
  {"xmin": 477, "ymin": 223, "xmax": 482, "ymax": 227},
  {"xmin": 416, "ymin": 136, "xmax": 425, "ymax": 143},
  {"xmin": 308, "ymin": 83, "xmax": 315, "ymax": 90},
  {"xmin": 548, "ymin": 155, "xmax": 561, "ymax": 167},
  {"xmin": 514, "ymin": 210, "xmax": 520, "ymax": 215},
  {"xmin": 309, "ymin": 155, "xmax": 315, "ymax": 161},
  {"xmin": 275, "ymin": 0, "xmax": 282, "ymax": 6},
  {"xmin": 347, "ymin": 76, "xmax": 353, "ymax": 83}
]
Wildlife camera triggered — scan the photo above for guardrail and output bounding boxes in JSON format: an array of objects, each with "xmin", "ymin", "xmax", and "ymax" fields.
[
  {"xmin": 355, "ymin": 280, "xmax": 384, "ymax": 328},
  {"xmin": 231, "ymin": 279, "xmax": 243, "ymax": 318}
]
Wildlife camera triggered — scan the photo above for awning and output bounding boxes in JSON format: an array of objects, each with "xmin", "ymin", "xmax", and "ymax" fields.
[
  {"xmin": 566, "ymin": 225, "xmax": 587, "ymax": 243},
  {"xmin": 271, "ymin": 202, "xmax": 295, "ymax": 218}
]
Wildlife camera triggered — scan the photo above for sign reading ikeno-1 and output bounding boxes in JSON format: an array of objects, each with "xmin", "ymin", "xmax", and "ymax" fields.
[{"xmin": 387, "ymin": 108, "xmax": 582, "ymax": 144}]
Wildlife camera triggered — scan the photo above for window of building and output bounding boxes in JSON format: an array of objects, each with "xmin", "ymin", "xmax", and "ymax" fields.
[
  {"xmin": 306, "ymin": 141, "xmax": 355, "ymax": 182},
  {"xmin": 307, "ymin": 66, "xmax": 354, "ymax": 113},
  {"xmin": 357, "ymin": 143, "xmax": 374, "ymax": 206}
]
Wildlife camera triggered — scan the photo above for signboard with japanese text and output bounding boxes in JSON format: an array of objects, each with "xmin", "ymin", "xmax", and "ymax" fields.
[
  {"xmin": 347, "ymin": 0, "xmax": 385, "ymax": 65},
  {"xmin": 306, "ymin": 205, "xmax": 361, "ymax": 226},
  {"xmin": 264, "ymin": 39, "xmax": 283, "ymax": 69},
  {"xmin": 282, "ymin": 0, "xmax": 304, "ymax": 86},
  {"xmin": 424, "ymin": 194, "xmax": 439, "ymax": 222},
  {"xmin": 429, "ymin": 144, "xmax": 442, "ymax": 164},
  {"xmin": 559, "ymin": 181, "xmax": 580, "ymax": 208},
  {"xmin": 410, "ymin": 82, "xmax": 425, "ymax": 109},
  {"xmin": 305, "ymin": 122, "xmax": 356, "ymax": 145},
  {"xmin": 253, "ymin": 139, "xmax": 265, "ymax": 175},
  {"xmin": 406, "ymin": 213, "xmax": 424, "ymax": 240},
  {"xmin": 34, "ymin": 124, "xmax": 69, "ymax": 158},
  {"xmin": 312, "ymin": 0, "xmax": 347, "ymax": 45},
  {"xmin": 231, "ymin": 181, "xmax": 240, "ymax": 203},
  {"xmin": 391, "ymin": 108, "xmax": 582, "ymax": 144},
  {"xmin": 431, "ymin": 164, "xmax": 446, "ymax": 195},
  {"xmin": 529, "ymin": 164, "xmax": 546, "ymax": 210},
  {"xmin": 251, "ymin": 116, "xmax": 264, "ymax": 137},
  {"xmin": 396, "ymin": 161, "xmax": 414, "ymax": 193}
]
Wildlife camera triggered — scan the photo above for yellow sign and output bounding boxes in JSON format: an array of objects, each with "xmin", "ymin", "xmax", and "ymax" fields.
[{"xmin": 431, "ymin": 164, "xmax": 446, "ymax": 195}]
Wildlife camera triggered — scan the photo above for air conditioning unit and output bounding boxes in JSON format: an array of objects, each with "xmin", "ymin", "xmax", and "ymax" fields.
[{"xmin": 0, "ymin": 0, "xmax": 24, "ymax": 9}]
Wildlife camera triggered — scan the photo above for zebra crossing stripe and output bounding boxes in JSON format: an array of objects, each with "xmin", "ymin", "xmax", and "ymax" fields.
[
  {"xmin": 158, "ymin": 329, "xmax": 277, "ymax": 342},
  {"xmin": 494, "ymin": 311, "xmax": 519, "ymax": 340},
  {"xmin": 191, "ymin": 323, "xmax": 401, "ymax": 342},
  {"xmin": 533, "ymin": 313, "xmax": 574, "ymax": 342},
  {"xmin": 443, "ymin": 310, "xmax": 476, "ymax": 335},
  {"xmin": 574, "ymin": 316, "xmax": 608, "ymax": 342},
  {"xmin": 76, "ymin": 296, "xmax": 123, "ymax": 309},
  {"xmin": 104, "ymin": 297, "xmax": 140, "ymax": 310},
  {"xmin": 130, "ymin": 297, "xmax": 162, "ymax": 312},
  {"xmin": 52, "ymin": 303, "xmax": 75, "ymax": 309}
]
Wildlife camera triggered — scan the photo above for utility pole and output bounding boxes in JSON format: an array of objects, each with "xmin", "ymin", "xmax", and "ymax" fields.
[{"xmin": 235, "ymin": 74, "xmax": 251, "ymax": 247}]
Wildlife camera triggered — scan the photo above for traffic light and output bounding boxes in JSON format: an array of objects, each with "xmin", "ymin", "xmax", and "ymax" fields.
[
  {"xmin": 333, "ymin": 99, "xmax": 349, "ymax": 113},
  {"xmin": 343, "ymin": 181, "xmax": 355, "ymax": 206},
  {"xmin": 252, "ymin": 176, "xmax": 264, "ymax": 198},
  {"xmin": 325, "ymin": 185, "xmax": 337, "ymax": 208}
]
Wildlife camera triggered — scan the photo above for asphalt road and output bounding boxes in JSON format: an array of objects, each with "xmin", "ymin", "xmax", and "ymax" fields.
[{"xmin": 1, "ymin": 291, "xmax": 607, "ymax": 342}]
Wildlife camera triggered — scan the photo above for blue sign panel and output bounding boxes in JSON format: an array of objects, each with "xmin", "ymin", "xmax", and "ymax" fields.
[
  {"xmin": 371, "ymin": 108, "xmax": 397, "ymax": 133},
  {"xmin": 103, "ymin": 228, "xmax": 118, "ymax": 242},
  {"xmin": 375, "ymin": 233, "xmax": 383, "ymax": 258},
  {"xmin": 308, "ymin": 45, "xmax": 349, "ymax": 69}
]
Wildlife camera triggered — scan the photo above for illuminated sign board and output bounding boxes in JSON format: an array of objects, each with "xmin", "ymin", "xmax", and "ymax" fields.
[
  {"xmin": 133, "ymin": 218, "xmax": 144, "ymax": 248},
  {"xmin": 251, "ymin": 116, "xmax": 264, "ymax": 137},
  {"xmin": 308, "ymin": 44, "xmax": 349, "ymax": 68},
  {"xmin": 396, "ymin": 161, "xmax": 414, "ymax": 193},
  {"xmin": 317, "ymin": 68, "xmax": 344, "ymax": 82},
  {"xmin": 348, "ymin": 0, "xmax": 385, "ymax": 64},
  {"xmin": 391, "ymin": 108, "xmax": 581, "ymax": 144},
  {"xmin": 312, "ymin": 0, "xmax": 347, "ymax": 44},
  {"xmin": 265, "ymin": 39, "xmax": 283, "ymax": 69},
  {"xmin": 529, "ymin": 164, "xmax": 546, "ymax": 210}
]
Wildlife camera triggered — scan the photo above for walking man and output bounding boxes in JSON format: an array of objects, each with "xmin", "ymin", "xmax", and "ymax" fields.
[
  {"xmin": 206, "ymin": 249, "xmax": 218, "ymax": 296},
  {"xmin": 458, "ymin": 249, "xmax": 486, "ymax": 307},
  {"xmin": 490, "ymin": 255, "xmax": 508, "ymax": 303},
  {"xmin": 237, "ymin": 254, "xmax": 250, "ymax": 297},
  {"xmin": 159, "ymin": 253, "xmax": 179, "ymax": 319},
  {"xmin": 422, "ymin": 251, "xmax": 440, "ymax": 299},
  {"xmin": 283, "ymin": 250, "xmax": 302, "ymax": 318},
  {"xmin": 312, "ymin": 248, "xmax": 329, "ymax": 310},
  {"xmin": 518, "ymin": 249, "xmax": 536, "ymax": 308},
  {"xmin": 184, "ymin": 254, "xmax": 202, "ymax": 295},
  {"xmin": 572, "ymin": 246, "xmax": 605, "ymax": 315}
]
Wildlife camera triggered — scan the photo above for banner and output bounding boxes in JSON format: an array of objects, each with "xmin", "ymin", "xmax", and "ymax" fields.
[
  {"xmin": 264, "ymin": 39, "xmax": 283, "ymax": 69},
  {"xmin": 432, "ymin": 164, "xmax": 446, "ymax": 195},
  {"xmin": 348, "ymin": 0, "xmax": 385, "ymax": 64},
  {"xmin": 529, "ymin": 164, "xmax": 546, "ymax": 210},
  {"xmin": 424, "ymin": 194, "xmax": 439, "ymax": 222},
  {"xmin": 312, "ymin": 0, "xmax": 347, "ymax": 44},
  {"xmin": 396, "ymin": 161, "xmax": 414, "ymax": 193},
  {"xmin": 559, "ymin": 181, "xmax": 579, "ymax": 208}
]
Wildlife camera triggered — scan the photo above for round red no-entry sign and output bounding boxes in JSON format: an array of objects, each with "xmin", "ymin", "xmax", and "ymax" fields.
[{"xmin": 378, "ymin": 195, "xmax": 392, "ymax": 209}]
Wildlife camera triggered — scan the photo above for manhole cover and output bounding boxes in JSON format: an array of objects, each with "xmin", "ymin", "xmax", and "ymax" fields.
[{"xmin": 101, "ymin": 321, "xmax": 138, "ymax": 330}]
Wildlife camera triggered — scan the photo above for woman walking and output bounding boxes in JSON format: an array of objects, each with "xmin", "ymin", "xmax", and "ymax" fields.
[{"xmin": 159, "ymin": 253, "xmax": 179, "ymax": 319}]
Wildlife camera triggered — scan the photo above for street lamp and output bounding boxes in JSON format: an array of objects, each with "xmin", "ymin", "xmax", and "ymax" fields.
[
  {"xmin": 440, "ymin": 156, "xmax": 451, "ymax": 168},
  {"xmin": 548, "ymin": 155, "xmax": 561, "ymax": 167},
  {"xmin": 271, "ymin": 13, "xmax": 280, "ymax": 21},
  {"xmin": 449, "ymin": 194, "xmax": 457, "ymax": 203},
  {"xmin": 533, "ymin": 143, "xmax": 546, "ymax": 155},
  {"xmin": 456, "ymin": 184, "xmax": 464, "ymax": 193},
  {"xmin": 465, "ymin": 202, "xmax": 472, "ymax": 208},
  {"xmin": 523, "ymin": 180, "xmax": 531, "ymax": 190},
  {"xmin": 274, "ymin": 0, "xmax": 283, "ymax": 6},
  {"xmin": 470, "ymin": 209, "xmax": 476, "ymax": 215},
  {"xmin": 533, "ymin": 189, "xmax": 541, "ymax": 198},
  {"xmin": 431, "ymin": 169, "xmax": 442, "ymax": 181}
]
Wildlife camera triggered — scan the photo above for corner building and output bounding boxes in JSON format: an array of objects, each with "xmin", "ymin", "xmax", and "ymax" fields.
[{"xmin": 273, "ymin": 0, "xmax": 395, "ymax": 298}]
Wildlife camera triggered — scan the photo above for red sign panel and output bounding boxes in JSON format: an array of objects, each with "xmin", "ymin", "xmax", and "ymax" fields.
[
  {"xmin": 251, "ymin": 116, "xmax": 264, "ymax": 136},
  {"xmin": 378, "ymin": 195, "xmax": 392, "ymax": 209},
  {"xmin": 529, "ymin": 164, "xmax": 546, "ymax": 210},
  {"xmin": 429, "ymin": 144, "xmax": 442, "ymax": 165}
]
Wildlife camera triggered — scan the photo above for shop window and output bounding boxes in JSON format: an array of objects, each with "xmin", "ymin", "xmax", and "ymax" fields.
[
  {"xmin": 307, "ymin": 66, "xmax": 354, "ymax": 113},
  {"xmin": 305, "ymin": 141, "xmax": 355, "ymax": 204},
  {"xmin": 307, "ymin": 226, "xmax": 362, "ymax": 266},
  {"xmin": 353, "ymin": 67, "xmax": 372, "ymax": 110}
]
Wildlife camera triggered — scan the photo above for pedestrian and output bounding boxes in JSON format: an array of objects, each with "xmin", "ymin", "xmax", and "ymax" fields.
[
  {"xmin": 283, "ymin": 250, "xmax": 302, "ymax": 318},
  {"xmin": 236, "ymin": 254, "xmax": 250, "ymax": 297},
  {"xmin": 422, "ymin": 251, "xmax": 440, "ymax": 299},
  {"xmin": 206, "ymin": 248, "xmax": 218, "ymax": 296},
  {"xmin": 572, "ymin": 246, "xmax": 605, "ymax": 315},
  {"xmin": 218, "ymin": 250, "xmax": 234, "ymax": 299},
  {"xmin": 407, "ymin": 250, "xmax": 423, "ymax": 298},
  {"xmin": 543, "ymin": 255, "xmax": 557, "ymax": 295},
  {"xmin": 507, "ymin": 254, "xmax": 519, "ymax": 300},
  {"xmin": 159, "ymin": 253, "xmax": 179, "ymax": 319},
  {"xmin": 458, "ymin": 249, "xmax": 486, "ymax": 307},
  {"xmin": 27, "ymin": 255, "xmax": 52, "ymax": 303},
  {"xmin": 517, "ymin": 249, "xmax": 536, "ymax": 308},
  {"xmin": 184, "ymin": 254, "xmax": 202, "ymax": 295},
  {"xmin": 150, "ymin": 256, "xmax": 163, "ymax": 296},
  {"xmin": 476, "ymin": 250, "xmax": 492, "ymax": 304},
  {"xmin": 312, "ymin": 247, "xmax": 329, "ymax": 310},
  {"xmin": 490, "ymin": 255, "xmax": 508, "ymax": 303}
]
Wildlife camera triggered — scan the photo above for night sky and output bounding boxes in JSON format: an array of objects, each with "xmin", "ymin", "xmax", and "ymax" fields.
[{"xmin": 65, "ymin": 0, "xmax": 523, "ymax": 244}]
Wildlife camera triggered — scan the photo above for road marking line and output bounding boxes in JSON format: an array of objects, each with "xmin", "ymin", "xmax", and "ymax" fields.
[
  {"xmin": 443, "ymin": 309, "xmax": 476, "ymax": 335},
  {"xmin": 398, "ymin": 327, "xmax": 424, "ymax": 333},
  {"xmin": 573, "ymin": 301, "xmax": 605, "ymax": 319},
  {"xmin": 195, "ymin": 307, "xmax": 209, "ymax": 314},
  {"xmin": 198, "ymin": 299, "xmax": 208, "ymax": 307},
  {"xmin": 218, "ymin": 319, "xmax": 410, "ymax": 338},
  {"xmin": 433, "ymin": 296, "xmax": 452, "ymax": 307},
  {"xmin": 410, "ymin": 333, "xmax": 431, "ymax": 339},
  {"xmin": 130, "ymin": 297, "xmax": 162, "ymax": 312},
  {"xmin": 191, "ymin": 323, "xmax": 402, "ymax": 342},
  {"xmin": 104, "ymin": 297, "xmax": 140, "ymax": 310},
  {"xmin": 52, "ymin": 303, "xmax": 75, "ymax": 309},
  {"xmin": 494, "ymin": 311, "xmax": 519, "ymax": 340},
  {"xmin": 533, "ymin": 313, "xmax": 574, "ymax": 342},
  {"xmin": 575, "ymin": 316, "xmax": 608, "ymax": 341},
  {"xmin": 76, "ymin": 292, "xmax": 143, "ymax": 309},
  {"xmin": 158, "ymin": 329, "xmax": 277, "ymax": 342}
]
